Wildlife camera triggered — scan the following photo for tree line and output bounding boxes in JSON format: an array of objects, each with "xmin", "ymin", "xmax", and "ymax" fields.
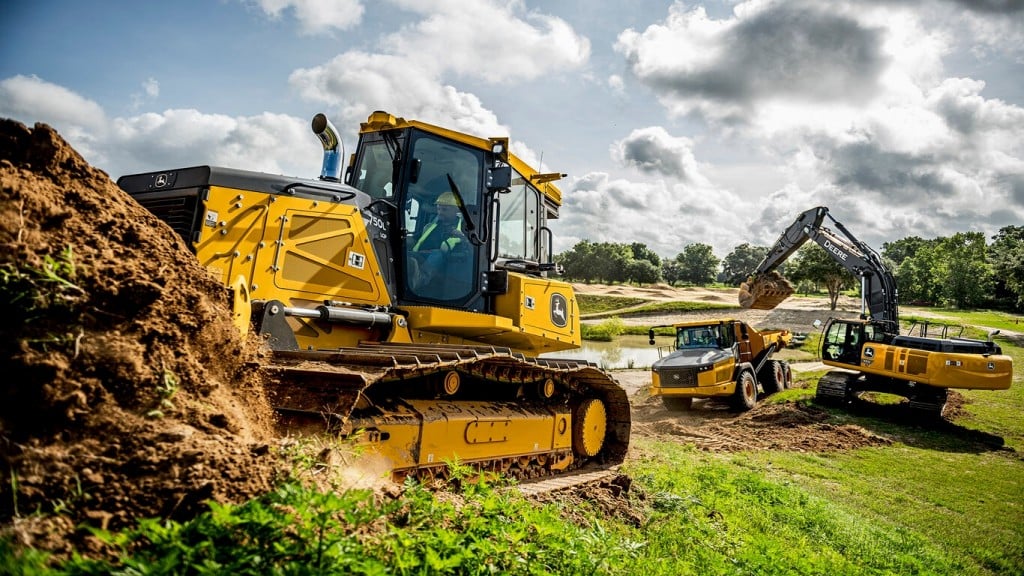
[{"xmin": 554, "ymin": 225, "xmax": 1024, "ymax": 312}]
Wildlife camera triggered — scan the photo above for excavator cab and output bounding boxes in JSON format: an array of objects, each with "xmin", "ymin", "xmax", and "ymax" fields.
[{"xmin": 822, "ymin": 319, "xmax": 865, "ymax": 365}]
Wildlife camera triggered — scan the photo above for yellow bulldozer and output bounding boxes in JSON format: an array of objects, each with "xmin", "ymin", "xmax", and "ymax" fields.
[
  {"xmin": 647, "ymin": 319, "xmax": 793, "ymax": 411},
  {"xmin": 117, "ymin": 111, "xmax": 629, "ymax": 483}
]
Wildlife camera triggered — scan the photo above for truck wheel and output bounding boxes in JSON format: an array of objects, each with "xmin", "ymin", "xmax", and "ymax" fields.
[
  {"xmin": 661, "ymin": 397, "xmax": 693, "ymax": 411},
  {"xmin": 731, "ymin": 371, "xmax": 757, "ymax": 411},
  {"xmin": 760, "ymin": 360, "xmax": 787, "ymax": 394}
]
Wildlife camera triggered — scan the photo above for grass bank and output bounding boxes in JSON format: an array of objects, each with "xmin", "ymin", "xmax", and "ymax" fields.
[{"xmin": 5, "ymin": 313, "xmax": 1022, "ymax": 575}]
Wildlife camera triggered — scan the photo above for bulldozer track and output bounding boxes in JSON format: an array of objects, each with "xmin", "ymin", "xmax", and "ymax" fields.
[
  {"xmin": 514, "ymin": 466, "xmax": 621, "ymax": 497},
  {"xmin": 259, "ymin": 342, "xmax": 631, "ymax": 482}
]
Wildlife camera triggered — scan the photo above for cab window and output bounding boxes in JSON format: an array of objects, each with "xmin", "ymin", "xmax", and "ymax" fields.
[
  {"xmin": 352, "ymin": 140, "xmax": 394, "ymax": 200},
  {"xmin": 498, "ymin": 170, "xmax": 541, "ymax": 261},
  {"xmin": 403, "ymin": 135, "xmax": 483, "ymax": 303}
]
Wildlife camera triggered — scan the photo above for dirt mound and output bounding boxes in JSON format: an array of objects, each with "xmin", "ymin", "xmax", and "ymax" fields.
[
  {"xmin": 0, "ymin": 120, "xmax": 281, "ymax": 556},
  {"xmin": 630, "ymin": 389, "xmax": 890, "ymax": 452},
  {"xmin": 531, "ymin": 474, "xmax": 644, "ymax": 528}
]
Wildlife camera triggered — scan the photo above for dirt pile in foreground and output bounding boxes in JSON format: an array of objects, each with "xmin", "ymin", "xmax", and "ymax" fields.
[{"xmin": 0, "ymin": 120, "xmax": 281, "ymax": 555}]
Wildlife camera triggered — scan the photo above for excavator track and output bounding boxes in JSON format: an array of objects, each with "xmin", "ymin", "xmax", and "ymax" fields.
[{"xmin": 259, "ymin": 342, "xmax": 630, "ymax": 484}]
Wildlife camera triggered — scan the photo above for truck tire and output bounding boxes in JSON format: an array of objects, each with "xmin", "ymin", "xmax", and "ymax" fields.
[
  {"xmin": 731, "ymin": 371, "xmax": 758, "ymax": 411},
  {"xmin": 661, "ymin": 396, "xmax": 693, "ymax": 411},
  {"xmin": 759, "ymin": 360, "xmax": 787, "ymax": 394}
]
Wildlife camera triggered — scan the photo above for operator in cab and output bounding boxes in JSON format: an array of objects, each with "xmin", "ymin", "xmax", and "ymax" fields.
[
  {"xmin": 412, "ymin": 191, "xmax": 464, "ymax": 252},
  {"xmin": 409, "ymin": 191, "xmax": 469, "ymax": 298}
]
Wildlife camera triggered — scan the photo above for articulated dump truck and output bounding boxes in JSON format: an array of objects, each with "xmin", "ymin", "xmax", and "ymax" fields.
[
  {"xmin": 117, "ymin": 111, "xmax": 629, "ymax": 484},
  {"xmin": 648, "ymin": 319, "xmax": 793, "ymax": 411}
]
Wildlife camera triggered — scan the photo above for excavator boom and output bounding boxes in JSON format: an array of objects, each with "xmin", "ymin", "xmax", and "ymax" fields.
[{"xmin": 740, "ymin": 206, "xmax": 898, "ymax": 329}]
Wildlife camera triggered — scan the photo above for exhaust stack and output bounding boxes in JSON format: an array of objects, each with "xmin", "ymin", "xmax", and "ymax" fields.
[{"xmin": 312, "ymin": 113, "xmax": 341, "ymax": 181}]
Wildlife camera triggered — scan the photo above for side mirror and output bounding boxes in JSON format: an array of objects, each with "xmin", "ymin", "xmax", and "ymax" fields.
[{"xmin": 648, "ymin": 328, "xmax": 655, "ymax": 346}]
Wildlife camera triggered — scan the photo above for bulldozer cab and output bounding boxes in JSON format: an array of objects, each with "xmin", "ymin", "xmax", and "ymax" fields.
[
  {"xmin": 351, "ymin": 124, "xmax": 486, "ymax": 306},
  {"xmin": 348, "ymin": 112, "xmax": 562, "ymax": 316}
]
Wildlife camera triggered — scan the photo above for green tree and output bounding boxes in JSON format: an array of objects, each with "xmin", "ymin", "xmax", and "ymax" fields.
[
  {"xmin": 721, "ymin": 243, "xmax": 768, "ymax": 285},
  {"xmin": 886, "ymin": 237, "xmax": 941, "ymax": 305},
  {"xmin": 557, "ymin": 240, "xmax": 598, "ymax": 283},
  {"xmin": 787, "ymin": 244, "xmax": 856, "ymax": 310},
  {"xmin": 936, "ymin": 232, "xmax": 991, "ymax": 308},
  {"xmin": 626, "ymin": 259, "xmax": 661, "ymax": 286},
  {"xmin": 661, "ymin": 260, "xmax": 684, "ymax": 286},
  {"xmin": 594, "ymin": 242, "xmax": 633, "ymax": 283},
  {"xmin": 882, "ymin": 236, "xmax": 929, "ymax": 267},
  {"xmin": 630, "ymin": 242, "xmax": 661, "ymax": 268},
  {"xmin": 674, "ymin": 243, "xmax": 720, "ymax": 286},
  {"xmin": 989, "ymin": 225, "xmax": 1024, "ymax": 310}
]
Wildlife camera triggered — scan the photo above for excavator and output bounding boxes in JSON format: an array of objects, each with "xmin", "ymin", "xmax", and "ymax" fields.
[
  {"xmin": 117, "ymin": 111, "xmax": 629, "ymax": 484},
  {"xmin": 740, "ymin": 206, "xmax": 1012, "ymax": 417}
]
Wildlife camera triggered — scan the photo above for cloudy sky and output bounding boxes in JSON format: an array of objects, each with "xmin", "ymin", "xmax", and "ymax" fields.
[{"xmin": 3, "ymin": 0, "xmax": 1023, "ymax": 259}]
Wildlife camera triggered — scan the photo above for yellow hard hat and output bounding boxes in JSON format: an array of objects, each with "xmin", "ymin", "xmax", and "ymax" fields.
[{"xmin": 436, "ymin": 191, "xmax": 458, "ymax": 206}]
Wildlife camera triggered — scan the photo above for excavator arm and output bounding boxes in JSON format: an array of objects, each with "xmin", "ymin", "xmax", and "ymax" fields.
[{"xmin": 740, "ymin": 206, "xmax": 899, "ymax": 329}]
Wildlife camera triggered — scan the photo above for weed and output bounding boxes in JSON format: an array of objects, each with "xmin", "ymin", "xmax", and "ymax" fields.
[
  {"xmin": 1, "ymin": 245, "xmax": 84, "ymax": 335},
  {"xmin": 583, "ymin": 317, "xmax": 625, "ymax": 341}
]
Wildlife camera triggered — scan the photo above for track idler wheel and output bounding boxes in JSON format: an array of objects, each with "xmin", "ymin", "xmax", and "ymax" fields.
[
  {"xmin": 442, "ymin": 371, "xmax": 460, "ymax": 395},
  {"xmin": 572, "ymin": 398, "xmax": 608, "ymax": 457}
]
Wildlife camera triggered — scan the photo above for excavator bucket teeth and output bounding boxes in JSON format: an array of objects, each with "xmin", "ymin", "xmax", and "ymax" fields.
[{"xmin": 739, "ymin": 272, "xmax": 795, "ymax": 310}]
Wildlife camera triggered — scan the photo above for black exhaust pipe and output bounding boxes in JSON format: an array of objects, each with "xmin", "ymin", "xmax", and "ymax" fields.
[{"xmin": 312, "ymin": 113, "xmax": 341, "ymax": 182}]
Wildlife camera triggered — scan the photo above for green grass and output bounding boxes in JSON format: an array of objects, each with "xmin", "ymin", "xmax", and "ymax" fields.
[
  {"xmin": 902, "ymin": 307, "xmax": 1024, "ymax": 335},
  {"xmin": 583, "ymin": 300, "xmax": 736, "ymax": 320},
  {"xmin": 623, "ymin": 446, "xmax": 979, "ymax": 575},
  {"xmin": 4, "ymin": 316, "xmax": 1021, "ymax": 575},
  {"xmin": 581, "ymin": 317, "xmax": 626, "ymax": 341},
  {"xmin": 577, "ymin": 294, "xmax": 647, "ymax": 314}
]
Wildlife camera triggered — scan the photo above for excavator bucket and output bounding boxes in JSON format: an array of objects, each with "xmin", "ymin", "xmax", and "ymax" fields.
[{"xmin": 738, "ymin": 271, "xmax": 795, "ymax": 310}]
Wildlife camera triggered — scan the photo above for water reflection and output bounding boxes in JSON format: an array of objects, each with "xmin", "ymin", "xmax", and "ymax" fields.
[{"xmin": 540, "ymin": 335, "xmax": 675, "ymax": 369}]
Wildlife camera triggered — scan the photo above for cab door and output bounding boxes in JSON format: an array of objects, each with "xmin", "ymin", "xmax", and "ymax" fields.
[{"xmin": 821, "ymin": 319, "xmax": 864, "ymax": 367}]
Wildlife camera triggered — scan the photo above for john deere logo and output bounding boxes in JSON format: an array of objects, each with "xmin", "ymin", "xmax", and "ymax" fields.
[{"xmin": 550, "ymin": 293, "xmax": 568, "ymax": 328}]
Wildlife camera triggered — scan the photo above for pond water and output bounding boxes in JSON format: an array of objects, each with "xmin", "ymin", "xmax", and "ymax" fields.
[{"xmin": 540, "ymin": 334, "xmax": 676, "ymax": 369}]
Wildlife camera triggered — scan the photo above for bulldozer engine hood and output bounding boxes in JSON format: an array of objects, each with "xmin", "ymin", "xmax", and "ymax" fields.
[{"xmin": 654, "ymin": 348, "xmax": 733, "ymax": 371}]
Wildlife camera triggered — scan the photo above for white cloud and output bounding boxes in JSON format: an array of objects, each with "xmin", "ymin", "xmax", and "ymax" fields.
[
  {"xmin": 552, "ymin": 170, "xmax": 748, "ymax": 257},
  {"xmin": 288, "ymin": 52, "xmax": 509, "ymax": 141},
  {"xmin": 607, "ymin": 74, "xmax": 625, "ymax": 95},
  {"xmin": 130, "ymin": 77, "xmax": 160, "ymax": 111},
  {"xmin": 0, "ymin": 75, "xmax": 106, "ymax": 131},
  {"xmin": 612, "ymin": 127, "xmax": 708, "ymax": 184},
  {"xmin": 385, "ymin": 0, "xmax": 589, "ymax": 83},
  {"xmin": 1, "ymin": 75, "xmax": 321, "ymax": 179},
  {"xmin": 143, "ymin": 78, "xmax": 159, "ymax": 98},
  {"xmin": 615, "ymin": 1, "xmax": 889, "ymax": 123},
  {"xmin": 250, "ymin": 0, "xmax": 364, "ymax": 35},
  {"xmin": 288, "ymin": 0, "xmax": 590, "ymax": 157},
  {"xmin": 611, "ymin": 0, "xmax": 1024, "ymax": 252}
]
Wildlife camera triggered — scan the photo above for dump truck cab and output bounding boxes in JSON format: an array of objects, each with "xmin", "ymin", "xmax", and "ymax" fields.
[{"xmin": 648, "ymin": 319, "xmax": 792, "ymax": 411}]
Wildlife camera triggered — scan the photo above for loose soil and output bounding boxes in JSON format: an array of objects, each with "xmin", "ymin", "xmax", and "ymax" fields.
[
  {"xmin": 0, "ymin": 120, "xmax": 281, "ymax": 557},
  {"xmin": 0, "ymin": 120, "xmax": 958, "ymax": 560}
]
